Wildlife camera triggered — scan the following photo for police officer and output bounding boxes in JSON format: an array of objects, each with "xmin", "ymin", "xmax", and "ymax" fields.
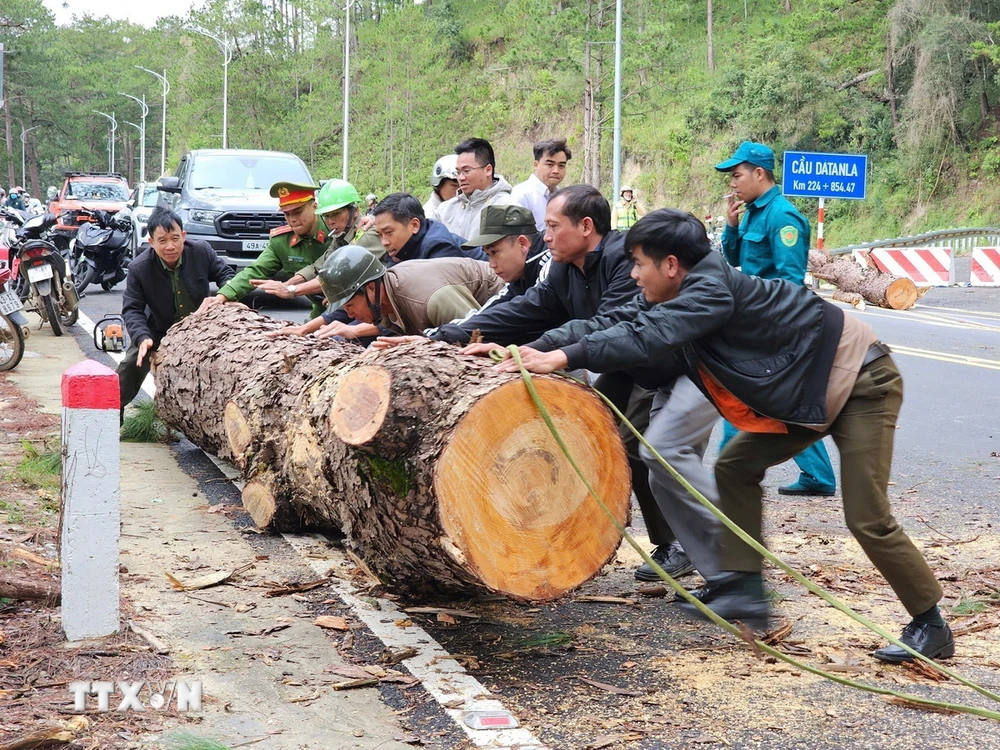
[
  {"xmin": 715, "ymin": 141, "xmax": 837, "ymax": 497},
  {"xmin": 201, "ymin": 180, "xmax": 334, "ymax": 318}
]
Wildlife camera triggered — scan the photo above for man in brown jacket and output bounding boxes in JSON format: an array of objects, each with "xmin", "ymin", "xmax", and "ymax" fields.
[{"xmin": 266, "ymin": 245, "xmax": 503, "ymax": 341}]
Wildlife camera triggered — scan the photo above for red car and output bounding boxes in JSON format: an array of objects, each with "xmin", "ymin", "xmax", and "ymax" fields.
[{"xmin": 50, "ymin": 172, "xmax": 131, "ymax": 250}]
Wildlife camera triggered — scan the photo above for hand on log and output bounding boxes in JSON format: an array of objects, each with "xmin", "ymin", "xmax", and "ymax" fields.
[{"xmin": 493, "ymin": 346, "xmax": 569, "ymax": 375}]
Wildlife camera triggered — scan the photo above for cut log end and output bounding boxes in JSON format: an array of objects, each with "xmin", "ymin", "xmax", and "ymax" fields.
[
  {"xmin": 242, "ymin": 480, "xmax": 279, "ymax": 529},
  {"xmin": 329, "ymin": 365, "xmax": 392, "ymax": 445},
  {"xmin": 885, "ymin": 278, "xmax": 918, "ymax": 310},
  {"xmin": 224, "ymin": 400, "xmax": 253, "ymax": 464},
  {"xmin": 434, "ymin": 378, "xmax": 630, "ymax": 601}
]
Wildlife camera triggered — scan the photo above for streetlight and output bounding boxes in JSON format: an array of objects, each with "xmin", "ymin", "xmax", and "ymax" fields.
[
  {"xmin": 120, "ymin": 92, "xmax": 148, "ymax": 183},
  {"xmin": 186, "ymin": 27, "xmax": 233, "ymax": 148},
  {"xmin": 611, "ymin": 0, "xmax": 623, "ymax": 200},
  {"xmin": 137, "ymin": 66, "xmax": 170, "ymax": 177},
  {"xmin": 19, "ymin": 124, "xmax": 42, "ymax": 189},
  {"xmin": 339, "ymin": 1, "xmax": 355, "ymax": 181},
  {"xmin": 123, "ymin": 121, "xmax": 143, "ymax": 185},
  {"xmin": 93, "ymin": 110, "xmax": 118, "ymax": 173}
]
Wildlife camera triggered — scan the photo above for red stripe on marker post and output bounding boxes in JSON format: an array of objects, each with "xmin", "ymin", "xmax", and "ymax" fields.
[{"xmin": 61, "ymin": 359, "xmax": 120, "ymax": 410}]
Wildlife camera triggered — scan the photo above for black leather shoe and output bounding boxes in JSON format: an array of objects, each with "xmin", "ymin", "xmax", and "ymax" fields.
[
  {"xmin": 873, "ymin": 620, "xmax": 955, "ymax": 664},
  {"xmin": 635, "ymin": 542, "xmax": 696, "ymax": 582},
  {"xmin": 677, "ymin": 574, "xmax": 770, "ymax": 627}
]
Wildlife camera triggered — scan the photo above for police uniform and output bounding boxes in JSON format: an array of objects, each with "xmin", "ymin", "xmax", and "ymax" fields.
[{"xmin": 217, "ymin": 181, "xmax": 333, "ymax": 304}]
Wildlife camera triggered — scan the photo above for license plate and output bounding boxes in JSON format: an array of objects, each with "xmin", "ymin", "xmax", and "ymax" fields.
[
  {"xmin": 27, "ymin": 264, "xmax": 54, "ymax": 282},
  {"xmin": 0, "ymin": 290, "xmax": 21, "ymax": 315},
  {"xmin": 242, "ymin": 240, "xmax": 269, "ymax": 253}
]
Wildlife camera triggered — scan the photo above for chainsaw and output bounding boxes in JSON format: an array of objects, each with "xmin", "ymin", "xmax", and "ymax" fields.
[{"xmin": 93, "ymin": 314, "xmax": 128, "ymax": 353}]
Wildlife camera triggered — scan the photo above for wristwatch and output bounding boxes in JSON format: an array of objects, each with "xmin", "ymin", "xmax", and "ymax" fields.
[{"xmin": 286, "ymin": 284, "xmax": 298, "ymax": 296}]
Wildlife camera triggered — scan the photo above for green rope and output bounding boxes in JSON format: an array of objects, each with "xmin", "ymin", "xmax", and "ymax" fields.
[{"xmin": 504, "ymin": 345, "xmax": 1000, "ymax": 720}]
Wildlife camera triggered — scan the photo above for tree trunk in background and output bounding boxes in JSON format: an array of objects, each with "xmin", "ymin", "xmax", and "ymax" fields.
[
  {"xmin": 707, "ymin": 0, "xmax": 716, "ymax": 73},
  {"xmin": 3, "ymin": 104, "xmax": 14, "ymax": 189},
  {"xmin": 808, "ymin": 250, "xmax": 919, "ymax": 310},
  {"xmin": 155, "ymin": 305, "xmax": 632, "ymax": 601}
]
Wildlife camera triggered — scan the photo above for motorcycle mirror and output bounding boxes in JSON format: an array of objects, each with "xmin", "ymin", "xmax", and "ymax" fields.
[{"xmin": 93, "ymin": 315, "xmax": 128, "ymax": 354}]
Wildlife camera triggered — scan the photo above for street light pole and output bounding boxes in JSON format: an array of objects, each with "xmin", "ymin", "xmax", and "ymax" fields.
[
  {"xmin": 19, "ymin": 124, "xmax": 42, "ymax": 189},
  {"xmin": 137, "ymin": 66, "xmax": 170, "ymax": 177},
  {"xmin": 93, "ymin": 110, "xmax": 118, "ymax": 173},
  {"xmin": 187, "ymin": 27, "xmax": 233, "ymax": 148},
  {"xmin": 611, "ymin": 0, "xmax": 623, "ymax": 200},
  {"xmin": 120, "ymin": 92, "xmax": 149, "ymax": 183},
  {"xmin": 342, "ymin": 0, "xmax": 354, "ymax": 181}
]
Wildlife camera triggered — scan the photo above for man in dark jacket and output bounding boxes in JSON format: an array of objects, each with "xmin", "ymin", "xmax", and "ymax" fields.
[
  {"xmin": 373, "ymin": 192, "xmax": 487, "ymax": 264},
  {"xmin": 119, "ymin": 208, "xmax": 234, "ymax": 417},
  {"xmin": 455, "ymin": 186, "xmax": 692, "ymax": 582},
  {"xmin": 499, "ymin": 208, "xmax": 952, "ymax": 662}
]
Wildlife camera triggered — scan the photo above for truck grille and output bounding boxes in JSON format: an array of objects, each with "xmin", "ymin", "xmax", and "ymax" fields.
[{"xmin": 216, "ymin": 212, "xmax": 286, "ymax": 238}]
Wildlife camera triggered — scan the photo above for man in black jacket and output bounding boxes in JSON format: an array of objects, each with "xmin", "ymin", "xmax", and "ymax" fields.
[
  {"xmin": 373, "ymin": 192, "xmax": 487, "ymax": 264},
  {"xmin": 118, "ymin": 208, "xmax": 234, "ymax": 418},
  {"xmin": 499, "ymin": 208, "xmax": 952, "ymax": 662}
]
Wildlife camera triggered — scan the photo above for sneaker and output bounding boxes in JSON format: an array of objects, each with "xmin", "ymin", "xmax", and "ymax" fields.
[
  {"xmin": 777, "ymin": 480, "xmax": 835, "ymax": 497},
  {"xmin": 635, "ymin": 541, "xmax": 696, "ymax": 582},
  {"xmin": 873, "ymin": 620, "xmax": 955, "ymax": 664}
]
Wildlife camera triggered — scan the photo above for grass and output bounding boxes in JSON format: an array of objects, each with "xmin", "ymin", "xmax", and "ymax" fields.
[
  {"xmin": 951, "ymin": 598, "xmax": 987, "ymax": 616},
  {"xmin": 120, "ymin": 400, "xmax": 172, "ymax": 443},
  {"xmin": 13, "ymin": 438, "xmax": 61, "ymax": 493},
  {"xmin": 164, "ymin": 734, "xmax": 230, "ymax": 750}
]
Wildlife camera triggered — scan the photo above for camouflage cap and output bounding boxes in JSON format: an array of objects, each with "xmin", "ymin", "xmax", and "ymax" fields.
[{"xmin": 462, "ymin": 204, "xmax": 537, "ymax": 248}]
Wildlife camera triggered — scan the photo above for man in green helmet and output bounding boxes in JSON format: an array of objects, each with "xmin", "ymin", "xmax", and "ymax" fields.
[
  {"xmin": 265, "ymin": 245, "xmax": 502, "ymax": 341},
  {"xmin": 201, "ymin": 179, "xmax": 377, "ymax": 318}
]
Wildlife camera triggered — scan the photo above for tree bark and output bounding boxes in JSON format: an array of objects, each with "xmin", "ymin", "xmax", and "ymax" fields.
[
  {"xmin": 809, "ymin": 250, "xmax": 919, "ymax": 310},
  {"xmin": 0, "ymin": 572, "xmax": 59, "ymax": 602},
  {"xmin": 155, "ymin": 305, "xmax": 632, "ymax": 601}
]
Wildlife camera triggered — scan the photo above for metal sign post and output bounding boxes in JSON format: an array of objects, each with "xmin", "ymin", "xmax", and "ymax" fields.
[{"xmin": 783, "ymin": 151, "xmax": 868, "ymax": 250}]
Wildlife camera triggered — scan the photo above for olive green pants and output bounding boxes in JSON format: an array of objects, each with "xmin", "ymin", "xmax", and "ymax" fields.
[{"xmin": 715, "ymin": 356, "xmax": 942, "ymax": 617}]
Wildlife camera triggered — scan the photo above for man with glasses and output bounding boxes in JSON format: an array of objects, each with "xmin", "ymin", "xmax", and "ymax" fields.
[{"xmin": 433, "ymin": 137, "xmax": 517, "ymax": 240}]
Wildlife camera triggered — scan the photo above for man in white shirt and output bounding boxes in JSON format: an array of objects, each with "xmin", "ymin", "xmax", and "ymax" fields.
[{"xmin": 511, "ymin": 138, "xmax": 572, "ymax": 231}]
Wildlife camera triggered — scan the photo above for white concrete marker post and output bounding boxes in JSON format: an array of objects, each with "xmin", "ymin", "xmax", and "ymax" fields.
[{"xmin": 61, "ymin": 360, "xmax": 121, "ymax": 641}]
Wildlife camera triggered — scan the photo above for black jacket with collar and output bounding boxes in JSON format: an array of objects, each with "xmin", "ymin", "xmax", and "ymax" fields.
[
  {"xmin": 427, "ymin": 230, "xmax": 635, "ymax": 345},
  {"xmin": 535, "ymin": 250, "xmax": 844, "ymax": 427},
  {"xmin": 122, "ymin": 239, "xmax": 235, "ymax": 346}
]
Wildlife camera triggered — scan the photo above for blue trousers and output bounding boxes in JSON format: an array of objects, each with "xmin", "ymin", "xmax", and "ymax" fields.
[{"xmin": 720, "ymin": 420, "xmax": 836, "ymax": 491}]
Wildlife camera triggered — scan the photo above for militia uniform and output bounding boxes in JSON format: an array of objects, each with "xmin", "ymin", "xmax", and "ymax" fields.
[
  {"xmin": 216, "ymin": 181, "xmax": 333, "ymax": 317},
  {"xmin": 716, "ymin": 141, "xmax": 836, "ymax": 496}
]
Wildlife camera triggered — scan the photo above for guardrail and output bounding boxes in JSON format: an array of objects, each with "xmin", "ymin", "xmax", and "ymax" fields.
[{"xmin": 829, "ymin": 227, "xmax": 1000, "ymax": 256}]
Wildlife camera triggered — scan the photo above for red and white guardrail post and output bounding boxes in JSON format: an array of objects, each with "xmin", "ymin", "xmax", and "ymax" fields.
[{"xmin": 61, "ymin": 360, "xmax": 120, "ymax": 640}]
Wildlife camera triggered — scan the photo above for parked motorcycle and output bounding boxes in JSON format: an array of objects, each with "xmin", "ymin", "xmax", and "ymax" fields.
[
  {"xmin": 0, "ymin": 206, "xmax": 80, "ymax": 337},
  {"xmin": 71, "ymin": 208, "xmax": 133, "ymax": 293},
  {"xmin": 0, "ymin": 263, "xmax": 28, "ymax": 371}
]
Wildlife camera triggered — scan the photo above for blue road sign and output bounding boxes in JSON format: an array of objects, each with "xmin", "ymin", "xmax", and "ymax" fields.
[{"xmin": 782, "ymin": 151, "xmax": 867, "ymax": 200}]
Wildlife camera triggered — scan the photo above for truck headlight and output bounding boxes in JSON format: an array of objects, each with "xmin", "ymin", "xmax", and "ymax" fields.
[{"xmin": 189, "ymin": 210, "xmax": 222, "ymax": 225}]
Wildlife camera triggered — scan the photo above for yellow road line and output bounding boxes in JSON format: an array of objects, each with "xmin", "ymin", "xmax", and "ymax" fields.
[
  {"xmin": 914, "ymin": 304, "xmax": 1000, "ymax": 320},
  {"xmin": 888, "ymin": 344, "xmax": 1000, "ymax": 371}
]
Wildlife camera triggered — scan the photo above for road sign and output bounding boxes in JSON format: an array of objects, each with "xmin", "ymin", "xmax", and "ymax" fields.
[{"xmin": 783, "ymin": 151, "xmax": 867, "ymax": 200}]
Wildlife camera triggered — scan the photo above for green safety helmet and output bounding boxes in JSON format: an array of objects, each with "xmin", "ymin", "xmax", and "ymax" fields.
[
  {"xmin": 316, "ymin": 179, "xmax": 361, "ymax": 215},
  {"xmin": 318, "ymin": 244, "xmax": 387, "ymax": 311}
]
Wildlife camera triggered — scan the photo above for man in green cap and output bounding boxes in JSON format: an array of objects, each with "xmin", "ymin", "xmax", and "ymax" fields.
[
  {"xmin": 199, "ymin": 180, "xmax": 334, "ymax": 317},
  {"xmin": 715, "ymin": 140, "xmax": 837, "ymax": 498}
]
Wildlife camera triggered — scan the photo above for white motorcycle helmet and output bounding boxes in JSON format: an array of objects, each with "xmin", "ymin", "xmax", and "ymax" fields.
[{"xmin": 431, "ymin": 154, "xmax": 459, "ymax": 188}]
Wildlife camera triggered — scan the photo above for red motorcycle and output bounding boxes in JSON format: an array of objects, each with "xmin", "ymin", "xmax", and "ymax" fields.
[{"xmin": 0, "ymin": 258, "xmax": 27, "ymax": 371}]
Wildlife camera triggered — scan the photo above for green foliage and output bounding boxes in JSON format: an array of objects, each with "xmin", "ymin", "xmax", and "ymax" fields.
[
  {"xmin": 163, "ymin": 733, "xmax": 230, "ymax": 750},
  {"xmin": 951, "ymin": 597, "xmax": 987, "ymax": 615},
  {"xmin": 3, "ymin": 0, "xmax": 1000, "ymax": 243},
  {"xmin": 120, "ymin": 400, "xmax": 172, "ymax": 443}
]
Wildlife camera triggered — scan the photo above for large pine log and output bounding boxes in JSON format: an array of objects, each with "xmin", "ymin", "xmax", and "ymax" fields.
[
  {"xmin": 808, "ymin": 250, "xmax": 920, "ymax": 310},
  {"xmin": 155, "ymin": 306, "xmax": 631, "ymax": 601}
]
